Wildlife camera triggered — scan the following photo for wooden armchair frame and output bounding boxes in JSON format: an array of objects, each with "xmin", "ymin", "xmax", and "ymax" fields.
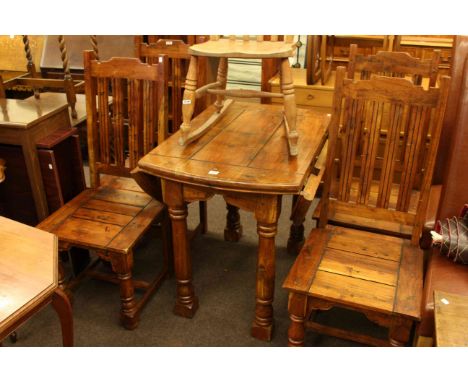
[{"xmin": 284, "ymin": 67, "xmax": 451, "ymax": 347}]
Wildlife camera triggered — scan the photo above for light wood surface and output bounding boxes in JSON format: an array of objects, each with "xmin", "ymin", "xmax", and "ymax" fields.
[
  {"xmin": 434, "ymin": 290, "xmax": 468, "ymax": 346},
  {"xmin": 135, "ymin": 101, "xmax": 329, "ymax": 341},
  {"xmin": 0, "ymin": 216, "xmax": 57, "ymax": 333},
  {"xmin": 0, "ymin": 96, "xmax": 68, "ymax": 127},
  {"xmin": 180, "ymin": 37, "xmax": 299, "ymax": 156},
  {"xmin": 189, "ymin": 39, "xmax": 295, "ymax": 58},
  {"xmin": 0, "ymin": 216, "xmax": 73, "ymax": 346}
]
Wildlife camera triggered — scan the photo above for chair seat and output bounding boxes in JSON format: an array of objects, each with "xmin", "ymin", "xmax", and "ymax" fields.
[
  {"xmin": 283, "ymin": 225, "xmax": 423, "ymax": 319},
  {"xmin": 189, "ymin": 39, "xmax": 295, "ymax": 58},
  {"xmin": 37, "ymin": 176, "xmax": 164, "ymax": 254}
]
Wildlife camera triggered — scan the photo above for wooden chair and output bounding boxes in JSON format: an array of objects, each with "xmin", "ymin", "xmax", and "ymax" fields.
[
  {"xmin": 347, "ymin": 43, "xmax": 440, "ymax": 85},
  {"xmin": 306, "ymin": 35, "xmax": 335, "ymax": 85},
  {"xmin": 283, "ymin": 67, "xmax": 451, "ymax": 346},
  {"xmin": 134, "ymin": 36, "xmax": 210, "ymax": 136},
  {"xmin": 287, "ymin": 47, "xmax": 442, "ymax": 253},
  {"xmin": 178, "ymin": 35, "xmax": 299, "ymax": 156},
  {"xmin": 1, "ymin": 35, "xmax": 88, "ymax": 127},
  {"xmin": 37, "ymin": 51, "xmax": 171, "ymax": 329},
  {"xmin": 135, "ymin": 36, "xmax": 210, "ymax": 236}
]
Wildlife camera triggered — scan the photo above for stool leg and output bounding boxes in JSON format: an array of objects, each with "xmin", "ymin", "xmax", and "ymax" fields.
[
  {"xmin": 287, "ymin": 195, "xmax": 312, "ymax": 254},
  {"xmin": 287, "ymin": 293, "xmax": 308, "ymax": 346},
  {"xmin": 51, "ymin": 288, "xmax": 74, "ymax": 346},
  {"xmin": 214, "ymin": 57, "xmax": 228, "ymax": 113},
  {"xmin": 179, "ymin": 56, "xmax": 198, "ymax": 145},
  {"xmin": 280, "ymin": 57, "xmax": 298, "ymax": 156}
]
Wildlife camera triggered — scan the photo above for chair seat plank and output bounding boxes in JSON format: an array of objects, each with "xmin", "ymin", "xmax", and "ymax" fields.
[
  {"xmin": 92, "ymin": 186, "xmax": 152, "ymax": 208},
  {"xmin": 282, "ymin": 228, "xmax": 330, "ymax": 292},
  {"xmin": 393, "ymin": 243, "xmax": 423, "ymax": 319},
  {"xmin": 107, "ymin": 199, "xmax": 164, "ymax": 254},
  {"xmin": 311, "ymin": 270, "xmax": 396, "ymax": 314},
  {"xmin": 319, "ymin": 247, "xmax": 399, "ymax": 286},
  {"xmin": 81, "ymin": 198, "xmax": 142, "ymax": 217},
  {"xmin": 72, "ymin": 207, "xmax": 134, "ymax": 226},
  {"xmin": 326, "ymin": 226, "xmax": 403, "ymax": 262}
]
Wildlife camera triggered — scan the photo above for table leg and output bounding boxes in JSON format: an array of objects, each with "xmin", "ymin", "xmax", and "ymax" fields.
[
  {"xmin": 251, "ymin": 195, "xmax": 281, "ymax": 341},
  {"xmin": 51, "ymin": 288, "xmax": 74, "ymax": 346},
  {"xmin": 166, "ymin": 181, "xmax": 199, "ymax": 318}
]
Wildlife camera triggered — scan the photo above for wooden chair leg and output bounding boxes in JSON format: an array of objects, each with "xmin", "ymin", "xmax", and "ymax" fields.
[
  {"xmin": 199, "ymin": 201, "xmax": 208, "ymax": 234},
  {"xmin": 287, "ymin": 293, "xmax": 308, "ymax": 346},
  {"xmin": 389, "ymin": 317, "xmax": 413, "ymax": 346},
  {"xmin": 287, "ymin": 195, "xmax": 312, "ymax": 254},
  {"xmin": 179, "ymin": 56, "xmax": 198, "ymax": 145},
  {"xmin": 224, "ymin": 203, "xmax": 242, "ymax": 242},
  {"xmin": 51, "ymin": 288, "xmax": 74, "ymax": 346},
  {"xmin": 280, "ymin": 57, "xmax": 298, "ymax": 156},
  {"xmin": 110, "ymin": 251, "xmax": 138, "ymax": 330}
]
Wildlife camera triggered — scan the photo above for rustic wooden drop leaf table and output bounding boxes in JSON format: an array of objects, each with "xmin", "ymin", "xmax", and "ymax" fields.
[{"xmin": 134, "ymin": 101, "xmax": 329, "ymax": 341}]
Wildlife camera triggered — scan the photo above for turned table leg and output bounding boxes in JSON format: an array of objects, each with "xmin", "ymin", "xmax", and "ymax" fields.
[
  {"xmin": 51, "ymin": 288, "xmax": 74, "ymax": 346},
  {"xmin": 166, "ymin": 180, "xmax": 199, "ymax": 318},
  {"xmin": 224, "ymin": 203, "xmax": 243, "ymax": 242},
  {"xmin": 251, "ymin": 195, "xmax": 281, "ymax": 341}
]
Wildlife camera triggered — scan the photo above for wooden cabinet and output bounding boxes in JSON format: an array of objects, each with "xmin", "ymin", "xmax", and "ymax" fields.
[
  {"xmin": 0, "ymin": 98, "xmax": 85, "ymax": 225},
  {"xmin": 269, "ymin": 68, "xmax": 334, "ymax": 111},
  {"xmin": 0, "ymin": 127, "xmax": 85, "ymax": 225}
]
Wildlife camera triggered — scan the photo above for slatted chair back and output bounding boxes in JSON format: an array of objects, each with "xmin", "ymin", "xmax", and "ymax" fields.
[
  {"xmin": 135, "ymin": 36, "xmax": 207, "ymax": 134},
  {"xmin": 319, "ymin": 66, "xmax": 450, "ymax": 244},
  {"xmin": 83, "ymin": 50, "xmax": 168, "ymax": 188},
  {"xmin": 347, "ymin": 44, "xmax": 440, "ymax": 86},
  {"xmin": 306, "ymin": 35, "xmax": 335, "ymax": 85}
]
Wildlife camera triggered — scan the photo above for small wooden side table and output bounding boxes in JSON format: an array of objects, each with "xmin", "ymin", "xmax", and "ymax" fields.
[
  {"xmin": 0, "ymin": 216, "xmax": 73, "ymax": 346},
  {"xmin": 434, "ymin": 290, "xmax": 468, "ymax": 347},
  {"xmin": 0, "ymin": 96, "xmax": 71, "ymax": 221},
  {"xmin": 134, "ymin": 101, "xmax": 329, "ymax": 341}
]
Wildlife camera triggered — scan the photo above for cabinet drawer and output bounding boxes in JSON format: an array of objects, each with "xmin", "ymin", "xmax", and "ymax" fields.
[{"xmin": 271, "ymin": 84, "xmax": 333, "ymax": 108}]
